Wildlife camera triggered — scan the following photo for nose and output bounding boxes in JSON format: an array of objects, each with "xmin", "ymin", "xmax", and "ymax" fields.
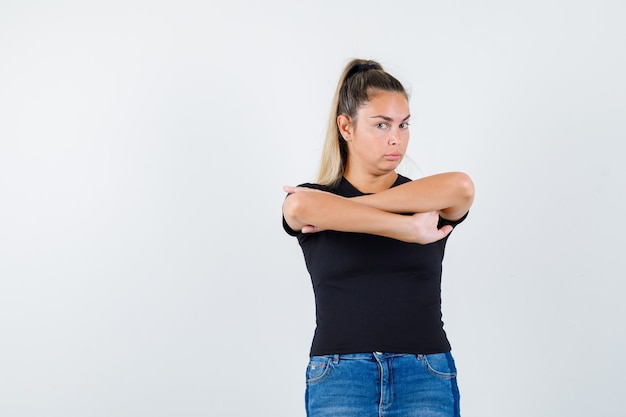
[{"xmin": 388, "ymin": 129, "xmax": 399, "ymax": 145}]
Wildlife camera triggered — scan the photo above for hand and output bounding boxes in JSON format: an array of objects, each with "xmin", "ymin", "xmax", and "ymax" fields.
[{"xmin": 407, "ymin": 211, "xmax": 453, "ymax": 244}]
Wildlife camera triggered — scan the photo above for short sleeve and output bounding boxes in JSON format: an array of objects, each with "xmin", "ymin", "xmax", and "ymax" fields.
[{"xmin": 438, "ymin": 211, "xmax": 469, "ymax": 229}]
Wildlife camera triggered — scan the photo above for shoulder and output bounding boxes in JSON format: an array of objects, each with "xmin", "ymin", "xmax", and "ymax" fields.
[
  {"xmin": 298, "ymin": 182, "xmax": 333, "ymax": 192},
  {"xmin": 298, "ymin": 181, "xmax": 350, "ymax": 196},
  {"xmin": 394, "ymin": 174, "xmax": 412, "ymax": 186}
]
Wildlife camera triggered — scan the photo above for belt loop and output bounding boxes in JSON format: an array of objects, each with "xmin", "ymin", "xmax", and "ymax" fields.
[{"xmin": 332, "ymin": 354, "xmax": 340, "ymax": 364}]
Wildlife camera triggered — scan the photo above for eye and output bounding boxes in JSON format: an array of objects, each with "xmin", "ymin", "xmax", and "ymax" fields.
[
  {"xmin": 400, "ymin": 122, "xmax": 410, "ymax": 129},
  {"xmin": 377, "ymin": 122, "xmax": 388, "ymax": 129}
]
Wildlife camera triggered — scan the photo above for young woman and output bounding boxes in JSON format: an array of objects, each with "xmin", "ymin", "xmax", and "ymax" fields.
[{"xmin": 282, "ymin": 59, "xmax": 474, "ymax": 417}]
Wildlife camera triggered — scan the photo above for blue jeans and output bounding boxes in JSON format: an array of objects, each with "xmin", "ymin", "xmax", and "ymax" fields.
[{"xmin": 305, "ymin": 352, "xmax": 460, "ymax": 417}]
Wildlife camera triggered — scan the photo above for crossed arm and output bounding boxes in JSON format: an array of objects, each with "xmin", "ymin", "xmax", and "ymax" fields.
[{"xmin": 282, "ymin": 172, "xmax": 474, "ymax": 244}]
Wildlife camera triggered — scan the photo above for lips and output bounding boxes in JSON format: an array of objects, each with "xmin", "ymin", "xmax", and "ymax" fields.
[{"xmin": 385, "ymin": 153, "xmax": 403, "ymax": 161}]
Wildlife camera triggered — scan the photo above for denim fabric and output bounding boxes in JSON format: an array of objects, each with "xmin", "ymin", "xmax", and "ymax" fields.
[{"xmin": 305, "ymin": 352, "xmax": 460, "ymax": 417}]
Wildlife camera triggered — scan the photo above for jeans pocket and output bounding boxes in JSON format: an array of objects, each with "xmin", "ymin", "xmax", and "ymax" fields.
[
  {"xmin": 419, "ymin": 352, "xmax": 457, "ymax": 379},
  {"xmin": 306, "ymin": 356, "xmax": 333, "ymax": 385}
]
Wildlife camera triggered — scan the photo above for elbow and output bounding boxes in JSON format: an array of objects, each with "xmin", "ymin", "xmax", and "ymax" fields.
[
  {"xmin": 447, "ymin": 172, "xmax": 474, "ymax": 210},
  {"xmin": 456, "ymin": 172, "xmax": 475, "ymax": 202},
  {"xmin": 283, "ymin": 192, "xmax": 312, "ymax": 228},
  {"xmin": 439, "ymin": 172, "xmax": 475, "ymax": 221},
  {"xmin": 283, "ymin": 193, "xmax": 303, "ymax": 221}
]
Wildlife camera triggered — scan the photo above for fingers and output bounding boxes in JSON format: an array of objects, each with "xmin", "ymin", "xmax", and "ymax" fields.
[
  {"xmin": 283, "ymin": 185, "xmax": 322, "ymax": 194},
  {"xmin": 439, "ymin": 225, "xmax": 453, "ymax": 237},
  {"xmin": 410, "ymin": 211, "xmax": 454, "ymax": 244},
  {"xmin": 301, "ymin": 225, "xmax": 315, "ymax": 233},
  {"xmin": 283, "ymin": 185, "xmax": 308, "ymax": 193},
  {"xmin": 302, "ymin": 225, "xmax": 323, "ymax": 234}
]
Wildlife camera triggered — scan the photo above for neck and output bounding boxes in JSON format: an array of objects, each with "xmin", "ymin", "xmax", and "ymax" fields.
[{"xmin": 343, "ymin": 169, "xmax": 398, "ymax": 194}]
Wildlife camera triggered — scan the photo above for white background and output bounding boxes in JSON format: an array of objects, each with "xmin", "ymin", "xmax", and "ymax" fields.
[{"xmin": 1, "ymin": 1, "xmax": 625, "ymax": 416}]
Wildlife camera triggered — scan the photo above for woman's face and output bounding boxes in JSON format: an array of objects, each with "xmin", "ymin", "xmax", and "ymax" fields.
[{"xmin": 341, "ymin": 90, "xmax": 410, "ymax": 176}]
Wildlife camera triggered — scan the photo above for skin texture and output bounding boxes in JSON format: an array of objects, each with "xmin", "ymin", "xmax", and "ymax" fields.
[{"xmin": 283, "ymin": 90, "xmax": 474, "ymax": 244}]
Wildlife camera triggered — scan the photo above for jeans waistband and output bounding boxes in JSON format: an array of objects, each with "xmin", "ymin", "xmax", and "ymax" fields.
[{"xmin": 317, "ymin": 352, "xmax": 412, "ymax": 363}]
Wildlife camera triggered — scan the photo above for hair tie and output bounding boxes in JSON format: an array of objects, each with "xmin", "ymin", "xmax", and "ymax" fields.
[{"xmin": 346, "ymin": 63, "xmax": 379, "ymax": 79}]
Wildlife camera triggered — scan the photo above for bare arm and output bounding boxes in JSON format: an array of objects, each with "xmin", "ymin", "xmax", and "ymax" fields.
[
  {"xmin": 282, "ymin": 186, "xmax": 452, "ymax": 244},
  {"xmin": 352, "ymin": 172, "xmax": 475, "ymax": 221}
]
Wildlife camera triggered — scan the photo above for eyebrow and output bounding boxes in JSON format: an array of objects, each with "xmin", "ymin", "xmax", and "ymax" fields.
[{"xmin": 369, "ymin": 114, "xmax": 411, "ymax": 122}]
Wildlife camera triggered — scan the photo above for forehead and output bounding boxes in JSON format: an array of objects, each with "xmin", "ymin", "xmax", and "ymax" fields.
[{"xmin": 360, "ymin": 90, "xmax": 410, "ymax": 115}]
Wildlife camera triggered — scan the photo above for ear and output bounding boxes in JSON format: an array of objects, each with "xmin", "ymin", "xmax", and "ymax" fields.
[{"xmin": 337, "ymin": 114, "xmax": 353, "ymax": 141}]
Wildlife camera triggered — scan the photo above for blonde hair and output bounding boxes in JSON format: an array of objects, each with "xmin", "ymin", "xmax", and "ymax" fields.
[{"xmin": 316, "ymin": 59, "xmax": 408, "ymax": 186}]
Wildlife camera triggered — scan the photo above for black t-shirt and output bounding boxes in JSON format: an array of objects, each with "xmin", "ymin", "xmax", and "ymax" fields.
[{"xmin": 283, "ymin": 175, "xmax": 467, "ymax": 356}]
